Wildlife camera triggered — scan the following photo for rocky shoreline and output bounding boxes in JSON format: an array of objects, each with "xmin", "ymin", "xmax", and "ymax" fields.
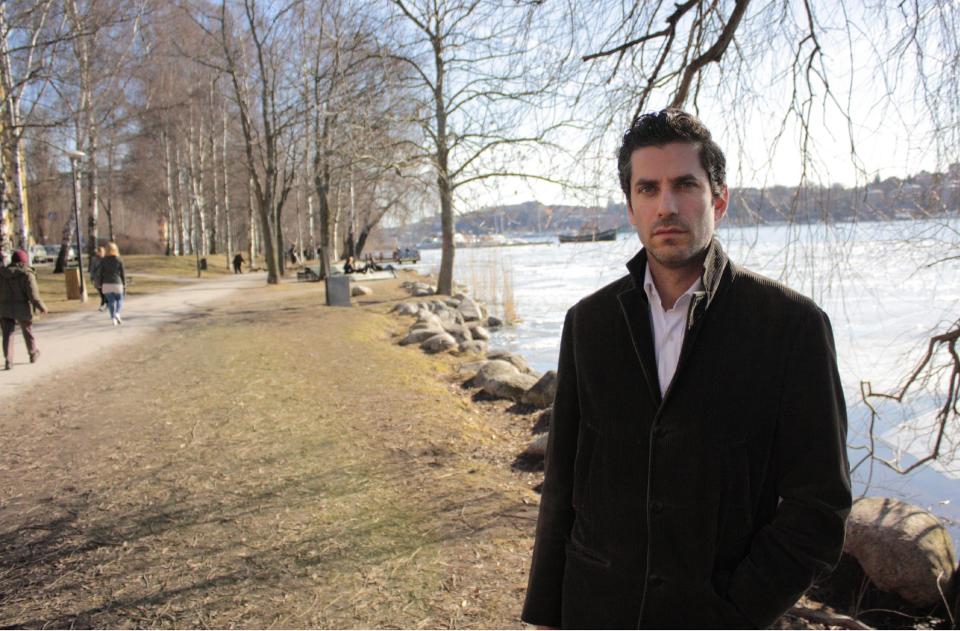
[{"xmin": 389, "ymin": 278, "xmax": 959, "ymax": 629}]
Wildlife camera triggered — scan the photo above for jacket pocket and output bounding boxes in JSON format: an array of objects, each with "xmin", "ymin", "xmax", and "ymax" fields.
[{"xmin": 565, "ymin": 537, "xmax": 611, "ymax": 569}]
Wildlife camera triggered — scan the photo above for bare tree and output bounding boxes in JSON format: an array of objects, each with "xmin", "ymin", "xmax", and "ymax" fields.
[
  {"xmin": 385, "ymin": 0, "xmax": 573, "ymax": 295},
  {"xmin": 0, "ymin": 0, "xmax": 67, "ymax": 262}
]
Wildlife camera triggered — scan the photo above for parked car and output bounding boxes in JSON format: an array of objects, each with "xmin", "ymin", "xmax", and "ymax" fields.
[
  {"xmin": 43, "ymin": 244, "xmax": 77, "ymax": 263},
  {"xmin": 29, "ymin": 244, "xmax": 50, "ymax": 263}
]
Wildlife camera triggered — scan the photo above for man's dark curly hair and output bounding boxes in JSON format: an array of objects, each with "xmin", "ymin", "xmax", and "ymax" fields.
[{"xmin": 617, "ymin": 108, "xmax": 726, "ymax": 199}]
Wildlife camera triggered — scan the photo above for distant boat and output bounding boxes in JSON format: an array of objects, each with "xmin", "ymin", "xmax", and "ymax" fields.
[{"xmin": 558, "ymin": 227, "xmax": 618, "ymax": 243}]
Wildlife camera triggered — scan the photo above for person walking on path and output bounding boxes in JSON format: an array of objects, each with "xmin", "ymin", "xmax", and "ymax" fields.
[
  {"xmin": 96, "ymin": 242, "xmax": 126, "ymax": 326},
  {"xmin": 232, "ymin": 252, "xmax": 245, "ymax": 274},
  {"xmin": 89, "ymin": 245, "xmax": 107, "ymax": 311},
  {"xmin": 0, "ymin": 249, "xmax": 48, "ymax": 370}
]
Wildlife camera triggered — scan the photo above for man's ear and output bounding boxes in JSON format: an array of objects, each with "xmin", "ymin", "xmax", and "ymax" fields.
[
  {"xmin": 626, "ymin": 199, "xmax": 638, "ymax": 226},
  {"xmin": 713, "ymin": 185, "xmax": 729, "ymax": 221}
]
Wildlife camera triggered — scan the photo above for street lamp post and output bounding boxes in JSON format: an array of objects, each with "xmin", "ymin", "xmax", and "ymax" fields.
[{"xmin": 65, "ymin": 149, "xmax": 87, "ymax": 302}]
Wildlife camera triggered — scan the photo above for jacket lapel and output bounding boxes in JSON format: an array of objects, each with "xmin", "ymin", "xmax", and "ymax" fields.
[{"xmin": 617, "ymin": 252, "xmax": 662, "ymax": 407}]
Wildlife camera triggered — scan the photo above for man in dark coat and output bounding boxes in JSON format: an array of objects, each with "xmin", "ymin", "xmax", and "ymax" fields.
[
  {"xmin": 521, "ymin": 109, "xmax": 851, "ymax": 629},
  {"xmin": 0, "ymin": 249, "xmax": 48, "ymax": 370}
]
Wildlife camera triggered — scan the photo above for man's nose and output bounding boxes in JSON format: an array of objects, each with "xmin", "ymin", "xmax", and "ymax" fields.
[{"xmin": 656, "ymin": 188, "xmax": 679, "ymax": 217}]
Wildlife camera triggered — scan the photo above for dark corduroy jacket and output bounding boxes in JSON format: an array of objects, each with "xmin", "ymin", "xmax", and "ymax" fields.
[{"xmin": 521, "ymin": 240, "xmax": 852, "ymax": 629}]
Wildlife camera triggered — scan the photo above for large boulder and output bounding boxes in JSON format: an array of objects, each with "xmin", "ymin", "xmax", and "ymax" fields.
[
  {"xmin": 415, "ymin": 312, "xmax": 444, "ymax": 329},
  {"xmin": 458, "ymin": 296, "xmax": 484, "ymax": 321},
  {"xmin": 487, "ymin": 349, "xmax": 532, "ymax": 373},
  {"xmin": 420, "ymin": 332, "xmax": 458, "ymax": 354},
  {"xmin": 458, "ymin": 340, "xmax": 488, "ymax": 355},
  {"xmin": 468, "ymin": 360, "xmax": 520, "ymax": 389},
  {"xmin": 484, "ymin": 369, "xmax": 539, "ymax": 402},
  {"xmin": 393, "ymin": 302, "xmax": 419, "ymax": 316},
  {"xmin": 351, "ymin": 284, "xmax": 372, "ymax": 297},
  {"xmin": 486, "ymin": 315, "xmax": 504, "ymax": 329},
  {"xmin": 522, "ymin": 370, "xmax": 557, "ymax": 409},
  {"xmin": 526, "ymin": 432, "xmax": 549, "ymax": 458},
  {"xmin": 468, "ymin": 324, "xmax": 491, "ymax": 341},
  {"xmin": 442, "ymin": 321, "xmax": 473, "ymax": 343},
  {"xmin": 532, "ymin": 407, "xmax": 552, "ymax": 434},
  {"xmin": 399, "ymin": 327, "xmax": 444, "ymax": 346},
  {"xmin": 844, "ymin": 496, "xmax": 958, "ymax": 607}
]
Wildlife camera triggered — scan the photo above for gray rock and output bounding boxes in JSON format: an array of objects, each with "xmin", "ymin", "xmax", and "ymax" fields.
[
  {"xmin": 420, "ymin": 332, "xmax": 458, "ymax": 354},
  {"xmin": 400, "ymin": 327, "xmax": 444, "ymax": 346},
  {"xmin": 442, "ymin": 321, "xmax": 473, "ymax": 342},
  {"xmin": 415, "ymin": 312, "xmax": 443, "ymax": 329},
  {"xmin": 844, "ymin": 496, "xmax": 958, "ymax": 607},
  {"xmin": 453, "ymin": 292, "xmax": 470, "ymax": 301},
  {"xmin": 467, "ymin": 359, "xmax": 520, "ymax": 388},
  {"xmin": 522, "ymin": 370, "xmax": 557, "ymax": 409},
  {"xmin": 486, "ymin": 315, "xmax": 504, "ymax": 328},
  {"xmin": 458, "ymin": 296, "xmax": 484, "ymax": 321},
  {"xmin": 532, "ymin": 407, "xmax": 552, "ymax": 434},
  {"xmin": 413, "ymin": 287, "xmax": 433, "ymax": 297},
  {"xmin": 468, "ymin": 324, "xmax": 491, "ymax": 341},
  {"xmin": 445, "ymin": 298, "xmax": 462, "ymax": 308},
  {"xmin": 483, "ymin": 369, "xmax": 539, "ymax": 402},
  {"xmin": 393, "ymin": 302, "xmax": 418, "ymax": 316},
  {"xmin": 526, "ymin": 432, "xmax": 549, "ymax": 457},
  {"xmin": 351, "ymin": 284, "xmax": 372, "ymax": 297},
  {"xmin": 458, "ymin": 340, "xmax": 488, "ymax": 355},
  {"xmin": 455, "ymin": 360, "xmax": 487, "ymax": 379},
  {"xmin": 487, "ymin": 349, "xmax": 531, "ymax": 373}
]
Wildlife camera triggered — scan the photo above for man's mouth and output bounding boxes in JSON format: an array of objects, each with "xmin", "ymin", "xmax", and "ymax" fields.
[{"xmin": 653, "ymin": 227, "xmax": 686, "ymax": 236}]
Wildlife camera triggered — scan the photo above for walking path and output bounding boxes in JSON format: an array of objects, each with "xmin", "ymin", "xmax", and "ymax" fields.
[{"xmin": 0, "ymin": 272, "xmax": 266, "ymax": 402}]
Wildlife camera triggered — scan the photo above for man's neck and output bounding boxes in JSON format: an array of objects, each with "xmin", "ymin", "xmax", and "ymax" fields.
[{"xmin": 647, "ymin": 257, "xmax": 703, "ymax": 310}]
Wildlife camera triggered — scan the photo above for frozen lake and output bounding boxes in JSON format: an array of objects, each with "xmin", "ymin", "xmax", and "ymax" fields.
[{"xmin": 415, "ymin": 218, "xmax": 960, "ymax": 535}]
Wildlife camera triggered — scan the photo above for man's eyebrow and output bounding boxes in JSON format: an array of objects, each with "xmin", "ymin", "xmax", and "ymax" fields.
[
  {"xmin": 672, "ymin": 173, "xmax": 701, "ymax": 184},
  {"xmin": 633, "ymin": 178, "xmax": 658, "ymax": 188}
]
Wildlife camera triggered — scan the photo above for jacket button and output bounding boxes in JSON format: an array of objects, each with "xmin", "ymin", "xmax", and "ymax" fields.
[{"xmin": 650, "ymin": 500, "xmax": 664, "ymax": 513}]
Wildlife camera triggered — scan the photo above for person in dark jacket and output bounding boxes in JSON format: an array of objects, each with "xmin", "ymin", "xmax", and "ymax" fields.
[
  {"xmin": 521, "ymin": 109, "xmax": 851, "ymax": 629},
  {"xmin": 95, "ymin": 241, "xmax": 126, "ymax": 326},
  {"xmin": 0, "ymin": 249, "xmax": 48, "ymax": 369},
  {"xmin": 232, "ymin": 252, "xmax": 245, "ymax": 274},
  {"xmin": 89, "ymin": 245, "xmax": 107, "ymax": 311}
]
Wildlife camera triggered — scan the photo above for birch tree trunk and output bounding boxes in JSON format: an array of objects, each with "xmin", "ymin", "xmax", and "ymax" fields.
[
  {"xmin": 175, "ymin": 144, "xmax": 188, "ymax": 255},
  {"xmin": 162, "ymin": 129, "xmax": 177, "ymax": 255},
  {"xmin": 247, "ymin": 175, "xmax": 255, "ymax": 268},
  {"xmin": 187, "ymin": 116, "xmax": 208, "ymax": 256},
  {"xmin": 85, "ymin": 124, "xmax": 99, "ymax": 262},
  {"xmin": 307, "ymin": 193, "xmax": 315, "ymax": 260},
  {"xmin": 222, "ymin": 108, "xmax": 231, "ymax": 269}
]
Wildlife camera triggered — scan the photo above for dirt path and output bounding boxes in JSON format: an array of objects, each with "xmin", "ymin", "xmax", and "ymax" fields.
[
  {"xmin": 0, "ymin": 276, "xmax": 542, "ymax": 628},
  {"xmin": 0, "ymin": 272, "xmax": 267, "ymax": 402}
]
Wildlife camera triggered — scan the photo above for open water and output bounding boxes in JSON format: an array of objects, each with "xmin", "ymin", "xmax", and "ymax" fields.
[{"xmin": 415, "ymin": 218, "xmax": 960, "ymax": 535}]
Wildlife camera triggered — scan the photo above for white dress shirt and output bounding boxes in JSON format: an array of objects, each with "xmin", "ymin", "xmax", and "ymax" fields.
[{"xmin": 643, "ymin": 265, "xmax": 703, "ymax": 396}]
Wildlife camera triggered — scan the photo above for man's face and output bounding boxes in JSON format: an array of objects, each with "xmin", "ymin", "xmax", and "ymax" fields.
[{"xmin": 626, "ymin": 142, "xmax": 728, "ymax": 273}]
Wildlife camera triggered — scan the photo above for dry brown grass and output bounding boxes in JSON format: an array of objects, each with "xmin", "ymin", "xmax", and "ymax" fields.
[{"xmin": 0, "ymin": 277, "xmax": 542, "ymax": 629}]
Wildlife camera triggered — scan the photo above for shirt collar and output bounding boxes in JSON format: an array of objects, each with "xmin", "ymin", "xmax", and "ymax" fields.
[
  {"xmin": 643, "ymin": 263, "xmax": 704, "ymax": 311},
  {"xmin": 627, "ymin": 237, "xmax": 729, "ymax": 309}
]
